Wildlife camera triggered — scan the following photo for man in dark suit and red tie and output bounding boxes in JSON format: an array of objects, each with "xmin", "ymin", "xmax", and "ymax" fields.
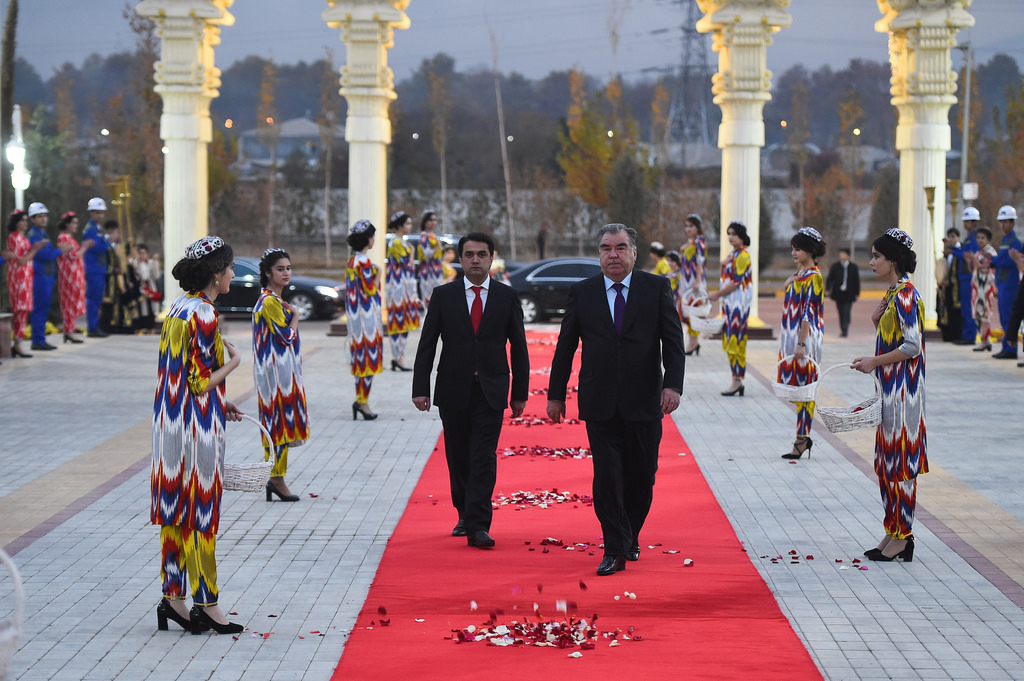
[
  {"xmin": 547, "ymin": 223, "xmax": 686, "ymax": 576},
  {"xmin": 412, "ymin": 232, "xmax": 530, "ymax": 549}
]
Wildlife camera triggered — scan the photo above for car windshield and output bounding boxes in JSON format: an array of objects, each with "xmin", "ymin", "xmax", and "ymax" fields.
[{"xmin": 233, "ymin": 260, "xmax": 259, "ymax": 279}]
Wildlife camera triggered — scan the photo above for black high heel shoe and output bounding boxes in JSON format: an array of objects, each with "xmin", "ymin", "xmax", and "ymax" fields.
[
  {"xmin": 868, "ymin": 535, "xmax": 914, "ymax": 562},
  {"xmin": 720, "ymin": 383, "xmax": 744, "ymax": 397},
  {"xmin": 63, "ymin": 333, "xmax": 84, "ymax": 344},
  {"xmin": 781, "ymin": 437, "xmax": 813, "ymax": 460},
  {"xmin": 189, "ymin": 606, "xmax": 244, "ymax": 635},
  {"xmin": 352, "ymin": 401, "xmax": 378, "ymax": 420},
  {"xmin": 11, "ymin": 346, "xmax": 32, "ymax": 358},
  {"xmin": 684, "ymin": 344, "xmax": 700, "ymax": 356},
  {"xmin": 973, "ymin": 344, "xmax": 992, "ymax": 352},
  {"xmin": 266, "ymin": 480, "xmax": 300, "ymax": 502},
  {"xmin": 157, "ymin": 598, "xmax": 206, "ymax": 632},
  {"xmin": 391, "ymin": 359, "xmax": 412, "ymax": 372}
]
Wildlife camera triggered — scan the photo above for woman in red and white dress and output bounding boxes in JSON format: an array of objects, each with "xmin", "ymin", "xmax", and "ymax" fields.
[
  {"xmin": 6, "ymin": 209, "xmax": 36, "ymax": 357},
  {"xmin": 56, "ymin": 211, "xmax": 92, "ymax": 344}
]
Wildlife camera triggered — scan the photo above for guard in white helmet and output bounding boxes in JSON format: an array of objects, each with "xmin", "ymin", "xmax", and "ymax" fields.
[
  {"xmin": 951, "ymin": 207, "xmax": 981, "ymax": 344},
  {"xmin": 82, "ymin": 197, "xmax": 113, "ymax": 336},
  {"xmin": 991, "ymin": 205, "xmax": 1022, "ymax": 358},
  {"xmin": 27, "ymin": 202, "xmax": 73, "ymax": 350}
]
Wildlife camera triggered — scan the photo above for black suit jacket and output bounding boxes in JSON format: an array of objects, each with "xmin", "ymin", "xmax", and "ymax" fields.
[
  {"xmin": 548, "ymin": 270, "xmax": 685, "ymax": 421},
  {"xmin": 826, "ymin": 260, "xmax": 860, "ymax": 303},
  {"xmin": 413, "ymin": 278, "xmax": 530, "ymax": 411}
]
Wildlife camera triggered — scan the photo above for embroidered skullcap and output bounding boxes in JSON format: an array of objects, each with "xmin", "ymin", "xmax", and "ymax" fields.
[
  {"xmin": 422, "ymin": 209, "xmax": 436, "ymax": 218},
  {"xmin": 185, "ymin": 235, "xmax": 226, "ymax": 260},
  {"xmin": 351, "ymin": 219, "xmax": 374, "ymax": 234},
  {"xmin": 884, "ymin": 228, "xmax": 913, "ymax": 250},
  {"xmin": 390, "ymin": 211, "xmax": 409, "ymax": 224},
  {"xmin": 61, "ymin": 211, "xmax": 77, "ymax": 222},
  {"xmin": 797, "ymin": 226, "xmax": 822, "ymax": 241},
  {"xmin": 10, "ymin": 208, "xmax": 25, "ymax": 217},
  {"xmin": 263, "ymin": 247, "xmax": 285, "ymax": 259}
]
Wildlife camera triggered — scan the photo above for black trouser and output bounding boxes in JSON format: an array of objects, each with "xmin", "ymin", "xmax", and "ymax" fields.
[
  {"xmin": 585, "ymin": 414, "xmax": 662, "ymax": 557},
  {"xmin": 1006, "ymin": 277, "xmax": 1024, "ymax": 349},
  {"xmin": 438, "ymin": 382, "xmax": 503, "ymax": 534},
  {"xmin": 835, "ymin": 300, "xmax": 853, "ymax": 336}
]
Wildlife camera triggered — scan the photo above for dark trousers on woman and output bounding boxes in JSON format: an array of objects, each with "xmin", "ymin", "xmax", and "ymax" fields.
[
  {"xmin": 585, "ymin": 414, "xmax": 661, "ymax": 557},
  {"xmin": 438, "ymin": 381, "xmax": 502, "ymax": 535}
]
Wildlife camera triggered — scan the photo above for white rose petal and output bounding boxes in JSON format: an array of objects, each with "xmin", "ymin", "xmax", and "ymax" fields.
[
  {"xmin": 470, "ymin": 600, "xmax": 478, "ymax": 611},
  {"xmin": 568, "ymin": 651, "xmax": 584, "ymax": 658}
]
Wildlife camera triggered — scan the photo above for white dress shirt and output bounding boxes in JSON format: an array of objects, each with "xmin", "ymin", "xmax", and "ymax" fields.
[{"xmin": 604, "ymin": 271, "xmax": 633, "ymax": 320}]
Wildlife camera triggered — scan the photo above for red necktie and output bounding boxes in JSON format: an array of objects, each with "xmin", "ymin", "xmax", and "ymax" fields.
[{"xmin": 471, "ymin": 285, "xmax": 483, "ymax": 333}]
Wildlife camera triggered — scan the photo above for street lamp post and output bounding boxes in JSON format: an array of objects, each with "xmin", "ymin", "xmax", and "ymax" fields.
[{"xmin": 6, "ymin": 104, "xmax": 31, "ymax": 209}]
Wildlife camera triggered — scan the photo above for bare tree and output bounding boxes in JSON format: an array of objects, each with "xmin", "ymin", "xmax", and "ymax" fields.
[
  {"xmin": 426, "ymin": 65, "xmax": 451, "ymax": 226},
  {"xmin": 256, "ymin": 59, "xmax": 281, "ymax": 247}
]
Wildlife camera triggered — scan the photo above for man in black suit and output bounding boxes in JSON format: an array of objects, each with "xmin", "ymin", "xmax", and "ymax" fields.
[
  {"xmin": 547, "ymin": 224, "xmax": 685, "ymax": 576},
  {"xmin": 412, "ymin": 232, "xmax": 530, "ymax": 549},
  {"xmin": 825, "ymin": 248, "xmax": 861, "ymax": 337}
]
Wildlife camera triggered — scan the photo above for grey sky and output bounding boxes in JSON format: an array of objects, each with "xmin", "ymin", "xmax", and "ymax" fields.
[{"xmin": 2, "ymin": 1, "xmax": 1022, "ymax": 83}]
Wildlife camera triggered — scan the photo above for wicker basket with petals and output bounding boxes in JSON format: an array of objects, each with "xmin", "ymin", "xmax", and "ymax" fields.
[
  {"xmin": 770, "ymin": 355, "xmax": 822, "ymax": 402},
  {"xmin": 814, "ymin": 363, "xmax": 883, "ymax": 433},
  {"xmin": 0, "ymin": 548, "xmax": 23, "ymax": 681},
  {"xmin": 681, "ymin": 299, "xmax": 712, "ymax": 318},
  {"xmin": 223, "ymin": 415, "xmax": 275, "ymax": 493},
  {"xmin": 688, "ymin": 315, "xmax": 725, "ymax": 336}
]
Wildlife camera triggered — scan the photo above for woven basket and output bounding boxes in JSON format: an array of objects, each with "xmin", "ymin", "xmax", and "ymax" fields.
[
  {"xmin": 0, "ymin": 549, "xmax": 24, "ymax": 681},
  {"xmin": 689, "ymin": 315, "xmax": 725, "ymax": 335},
  {"xmin": 223, "ymin": 415, "xmax": 275, "ymax": 493},
  {"xmin": 681, "ymin": 299, "xmax": 712, "ymax": 318},
  {"xmin": 770, "ymin": 355, "xmax": 821, "ymax": 402},
  {"xmin": 814, "ymin": 363, "xmax": 883, "ymax": 433}
]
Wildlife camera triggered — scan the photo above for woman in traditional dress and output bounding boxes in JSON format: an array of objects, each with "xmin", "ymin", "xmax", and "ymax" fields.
[
  {"xmin": 152, "ymin": 235, "xmax": 244, "ymax": 635},
  {"xmin": 385, "ymin": 211, "xmax": 420, "ymax": 371},
  {"xmin": 133, "ymin": 243, "xmax": 162, "ymax": 333},
  {"xmin": 679, "ymin": 213, "xmax": 708, "ymax": 356},
  {"xmin": 253, "ymin": 248, "xmax": 309, "ymax": 502},
  {"xmin": 6, "ymin": 209, "xmax": 35, "ymax": 358},
  {"xmin": 417, "ymin": 209, "xmax": 444, "ymax": 305},
  {"xmin": 346, "ymin": 220, "xmax": 384, "ymax": 420},
  {"xmin": 56, "ymin": 211, "xmax": 91, "ymax": 343},
  {"xmin": 708, "ymin": 221, "xmax": 753, "ymax": 396},
  {"xmin": 777, "ymin": 227, "xmax": 826, "ymax": 460},
  {"xmin": 852, "ymin": 228, "xmax": 927, "ymax": 563}
]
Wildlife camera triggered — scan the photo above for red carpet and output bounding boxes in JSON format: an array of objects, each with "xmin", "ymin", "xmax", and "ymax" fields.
[{"xmin": 332, "ymin": 332, "xmax": 821, "ymax": 679}]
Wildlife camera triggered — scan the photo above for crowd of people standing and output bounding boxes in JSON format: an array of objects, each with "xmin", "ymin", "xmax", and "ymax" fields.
[{"xmin": 3, "ymin": 196, "xmax": 160, "ymax": 360}]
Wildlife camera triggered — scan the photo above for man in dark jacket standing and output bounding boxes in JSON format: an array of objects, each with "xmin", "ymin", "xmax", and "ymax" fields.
[
  {"xmin": 825, "ymin": 248, "xmax": 861, "ymax": 337},
  {"xmin": 547, "ymin": 223, "xmax": 685, "ymax": 576}
]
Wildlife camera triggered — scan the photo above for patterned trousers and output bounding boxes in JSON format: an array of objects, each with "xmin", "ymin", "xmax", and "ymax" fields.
[
  {"xmin": 160, "ymin": 525, "xmax": 218, "ymax": 605},
  {"xmin": 355, "ymin": 376, "xmax": 373, "ymax": 404},
  {"xmin": 390, "ymin": 332, "xmax": 408, "ymax": 362},
  {"xmin": 264, "ymin": 443, "xmax": 289, "ymax": 478},
  {"xmin": 878, "ymin": 477, "xmax": 917, "ymax": 540},
  {"xmin": 795, "ymin": 401, "xmax": 816, "ymax": 438}
]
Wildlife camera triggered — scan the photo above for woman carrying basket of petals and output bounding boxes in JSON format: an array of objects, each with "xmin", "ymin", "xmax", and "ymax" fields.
[
  {"xmin": 778, "ymin": 227, "xmax": 826, "ymax": 459},
  {"xmin": 151, "ymin": 236, "xmax": 245, "ymax": 635},
  {"xmin": 851, "ymin": 228, "xmax": 927, "ymax": 563}
]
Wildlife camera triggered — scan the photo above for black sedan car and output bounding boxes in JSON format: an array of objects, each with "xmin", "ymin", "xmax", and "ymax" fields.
[
  {"xmin": 507, "ymin": 257, "xmax": 602, "ymax": 323},
  {"xmin": 216, "ymin": 256, "xmax": 344, "ymax": 321}
]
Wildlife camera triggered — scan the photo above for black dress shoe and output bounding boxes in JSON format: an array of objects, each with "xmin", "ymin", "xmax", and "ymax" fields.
[
  {"xmin": 30, "ymin": 342, "xmax": 57, "ymax": 350},
  {"xmin": 993, "ymin": 351, "xmax": 1018, "ymax": 359},
  {"xmin": 87, "ymin": 330, "xmax": 109, "ymax": 338},
  {"xmin": 467, "ymin": 530, "xmax": 495, "ymax": 548},
  {"xmin": 626, "ymin": 545, "xmax": 640, "ymax": 561},
  {"xmin": 452, "ymin": 519, "xmax": 467, "ymax": 537},
  {"xmin": 952, "ymin": 338, "xmax": 974, "ymax": 345},
  {"xmin": 596, "ymin": 555, "xmax": 626, "ymax": 576}
]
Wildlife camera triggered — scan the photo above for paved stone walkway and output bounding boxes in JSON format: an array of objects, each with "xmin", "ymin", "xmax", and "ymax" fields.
[{"xmin": 1, "ymin": 297, "xmax": 1023, "ymax": 680}]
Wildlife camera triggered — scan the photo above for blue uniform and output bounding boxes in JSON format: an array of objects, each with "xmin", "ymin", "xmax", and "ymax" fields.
[
  {"xmin": 28, "ymin": 225, "xmax": 63, "ymax": 345},
  {"xmin": 82, "ymin": 220, "xmax": 112, "ymax": 332},
  {"xmin": 992, "ymin": 228, "xmax": 1023, "ymax": 354},
  {"xmin": 953, "ymin": 230, "xmax": 979, "ymax": 342}
]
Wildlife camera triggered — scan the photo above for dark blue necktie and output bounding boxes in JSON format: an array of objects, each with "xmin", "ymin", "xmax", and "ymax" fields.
[{"xmin": 612, "ymin": 282, "xmax": 625, "ymax": 335}]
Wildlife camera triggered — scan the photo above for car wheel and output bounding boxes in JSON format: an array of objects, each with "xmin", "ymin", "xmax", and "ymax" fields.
[
  {"xmin": 518, "ymin": 294, "xmax": 540, "ymax": 324},
  {"xmin": 286, "ymin": 292, "xmax": 316, "ymax": 321}
]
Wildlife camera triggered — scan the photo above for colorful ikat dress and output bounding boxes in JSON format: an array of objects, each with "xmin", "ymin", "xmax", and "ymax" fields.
[
  {"xmin": 777, "ymin": 266, "xmax": 825, "ymax": 437},
  {"xmin": 386, "ymin": 236, "xmax": 421, "ymax": 334},
  {"xmin": 346, "ymin": 252, "xmax": 384, "ymax": 379},
  {"xmin": 151, "ymin": 292, "xmax": 228, "ymax": 536},
  {"xmin": 6, "ymin": 231, "xmax": 33, "ymax": 317},
  {"xmin": 57, "ymin": 231, "xmax": 86, "ymax": 333},
  {"xmin": 417, "ymin": 231, "xmax": 444, "ymax": 306},
  {"xmin": 680, "ymin": 235, "xmax": 708, "ymax": 335},
  {"xmin": 720, "ymin": 246, "xmax": 753, "ymax": 379},
  {"xmin": 253, "ymin": 289, "xmax": 309, "ymax": 477}
]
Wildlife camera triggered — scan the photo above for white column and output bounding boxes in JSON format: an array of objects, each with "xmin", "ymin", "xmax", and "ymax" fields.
[
  {"xmin": 876, "ymin": 0, "xmax": 974, "ymax": 328},
  {"xmin": 135, "ymin": 0, "xmax": 234, "ymax": 306},
  {"xmin": 698, "ymin": 1, "xmax": 791, "ymax": 324},
  {"xmin": 323, "ymin": 0, "xmax": 409, "ymax": 272}
]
